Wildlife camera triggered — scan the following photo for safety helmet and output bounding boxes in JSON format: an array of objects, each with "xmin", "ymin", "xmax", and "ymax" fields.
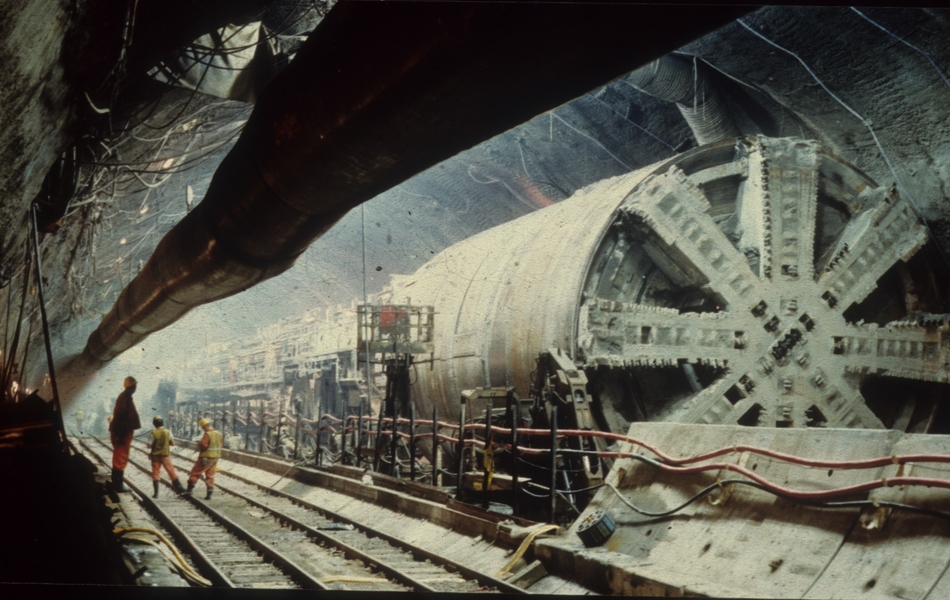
[
  {"xmin": 153, "ymin": 416, "xmax": 163, "ymax": 427},
  {"xmin": 199, "ymin": 418, "xmax": 211, "ymax": 429},
  {"xmin": 123, "ymin": 376, "xmax": 137, "ymax": 388}
]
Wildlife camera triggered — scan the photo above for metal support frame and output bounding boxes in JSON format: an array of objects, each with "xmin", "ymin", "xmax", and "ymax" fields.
[
  {"xmin": 534, "ymin": 348, "xmax": 606, "ymax": 497},
  {"xmin": 455, "ymin": 387, "xmax": 517, "ymax": 501},
  {"xmin": 482, "ymin": 400, "xmax": 492, "ymax": 508},
  {"xmin": 370, "ymin": 352, "xmax": 414, "ymax": 476}
]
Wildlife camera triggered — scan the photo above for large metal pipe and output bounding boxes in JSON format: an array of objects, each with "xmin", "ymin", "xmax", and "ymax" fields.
[{"xmin": 78, "ymin": 2, "xmax": 750, "ymax": 368}]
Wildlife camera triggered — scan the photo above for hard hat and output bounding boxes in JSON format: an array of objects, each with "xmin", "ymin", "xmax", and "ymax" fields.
[
  {"xmin": 123, "ymin": 376, "xmax": 137, "ymax": 388},
  {"xmin": 153, "ymin": 416, "xmax": 163, "ymax": 427},
  {"xmin": 199, "ymin": 418, "xmax": 211, "ymax": 429}
]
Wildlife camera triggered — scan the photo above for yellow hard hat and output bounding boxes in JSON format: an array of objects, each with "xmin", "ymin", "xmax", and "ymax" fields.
[
  {"xmin": 199, "ymin": 418, "xmax": 211, "ymax": 429},
  {"xmin": 123, "ymin": 376, "xmax": 137, "ymax": 388}
]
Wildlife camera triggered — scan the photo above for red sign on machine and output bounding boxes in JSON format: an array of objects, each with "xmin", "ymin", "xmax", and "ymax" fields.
[{"xmin": 378, "ymin": 306, "xmax": 408, "ymax": 331}]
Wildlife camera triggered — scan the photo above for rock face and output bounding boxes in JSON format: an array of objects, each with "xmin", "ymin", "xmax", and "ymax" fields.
[{"xmin": 0, "ymin": 0, "xmax": 75, "ymax": 280}]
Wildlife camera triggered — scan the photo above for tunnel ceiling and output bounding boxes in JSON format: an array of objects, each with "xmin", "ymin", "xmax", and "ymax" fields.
[{"xmin": 1, "ymin": 4, "xmax": 949, "ymax": 401}]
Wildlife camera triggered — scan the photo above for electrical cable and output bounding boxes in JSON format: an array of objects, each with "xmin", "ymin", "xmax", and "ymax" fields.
[
  {"xmin": 585, "ymin": 91, "xmax": 677, "ymax": 152},
  {"xmin": 850, "ymin": 8, "xmax": 950, "ymax": 92},
  {"xmin": 121, "ymin": 536, "xmax": 211, "ymax": 586},
  {"xmin": 596, "ymin": 448, "xmax": 950, "ymax": 502},
  {"xmin": 603, "ymin": 479, "xmax": 950, "ymax": 523},
  {"xmin": 78, "ymin": 122, "xmax": 244, "ymax": 172},
  {"xmin": 548, "ymin": 111, "xmax": 633, "ymax": 171},
  {"xmin": 114, "ymin": 526, "xmax": 212, "ymax": 586},
  {"xmin": 129, "ymin": 42, "xmax": 219, "ymax": 132},
  {"xmin": 162, "ymin": 4, "xmax": 317, "ymax": 66},
  {"xmin": 485, "ymin": 424, "xmax": 950, "ymax": 472}
]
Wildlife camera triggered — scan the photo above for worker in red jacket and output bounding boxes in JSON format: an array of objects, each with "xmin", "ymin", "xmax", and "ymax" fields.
[
  {"xmin": 109, "ymin": 376, "xmax": 141, "ymax": 492},
  {"xmin": 186, "ymin": 418, "xmax": 222, "ymax": 500}
]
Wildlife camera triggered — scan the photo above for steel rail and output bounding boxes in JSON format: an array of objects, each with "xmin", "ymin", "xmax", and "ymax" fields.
[
  {"xmin": 77, "ymin": 438, "xmax": 234, "ymax": 587},
  {"xmin": 170, "ymin": 480, "xmax": 328, "ymax": 591},
  {"xmin": 133, "ymin": 445, "xmax": 442, "ymax": 592},
  {"xmin": 163, "ymin": 445, "xmax": 527, "ymax": 594},
  {"xmin": 87, "ymin": 437, "xmax": 326, "ymax": 590},
  {"xmin": 125, "ymin": 443, "xmax": 438, "ymax": 591},
  {"xmin": 194, "ymin": 477, "xmax": 439, "ymax": 593}
]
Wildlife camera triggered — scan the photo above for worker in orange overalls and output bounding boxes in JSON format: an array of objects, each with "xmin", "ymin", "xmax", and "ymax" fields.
[
  {"xmin": 185, "ymin": 418, "xmax": 222, "ymax": 500},
  {"xmin": 149, "ymin": 416, "xmax": 185, "ymax": 498},
  {"xmin": 109, "ymin": 376, "xmax": 141, "ymax": 493}
]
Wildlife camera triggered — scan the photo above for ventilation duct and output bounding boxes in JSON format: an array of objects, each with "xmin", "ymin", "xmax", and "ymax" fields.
[
  {"xmin": 626, "ymin": 53, "xmax": 741, "ymax": 144},
  {"xmin": 77, "ymin": 3, "xmax": 750, "ymax": 370}
]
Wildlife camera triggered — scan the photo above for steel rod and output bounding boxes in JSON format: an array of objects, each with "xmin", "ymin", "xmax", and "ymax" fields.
[
  {"xmin": 482, "ymin": 400, "xmax": 492, "ymax": 508},
  {"xmin": 258, "ymin": 400, "xmax": 264, "ymax": 453},
  {"xmin": 30, "ymin": 205, "xmax": 66, "ymax": 449},
  {"xmin": 409, "ymin": 402, "xmax": 416, "ymax": 481},
  {"xmin": 390, "ymin": 378, "xmax": 399, "ymax": 477},
  {"xmin": 314, "ymin": 380, "xmax": 323, "ymax": 466},
  {"xmin": 357, "ymin": 401, "xmax": 364, "ymax": 468},
  {"xmin": 293, "ymin": 403, "xmax": 300, "ymax": 461},
  {"xmin": 373, "ymin": 380, "xmax": 385, "ymax": 472},
  {"xmin": 456, "ymin": 397, "xmax": 466, "ymax": 496},
  {"xmin": 277, "ymin": 395, "xmax": 285, "ymax": 453},
  {"xmin": 433, "ymin": 406, "xmax": 441, "ymax": 487},
  {"xmin": 1, "ymin": 243, "xmax": 30, "ymax": 403},
  {"xmin": 245, "ymin": 401, "xmax": 251, "ymax": 452},
  {"xmin": 509, "ymin": 394, "xmax": 519, "ymax": 517},
  {"xmin": 340, "ymin": 401, "xmax": 348, "ymax": 466},
  {"xmin": 550, "ymin": 404, "xmax": 558, "ymax": 524}
]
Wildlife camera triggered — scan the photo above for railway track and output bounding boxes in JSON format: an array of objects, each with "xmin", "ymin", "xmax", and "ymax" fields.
[
  {"xmin": 79, "ymin": 437, "xmax": 322, "ymax": 589},
  {"xmin": 85, "ymin": 437, "xmax": 521, "ymax": 592}
]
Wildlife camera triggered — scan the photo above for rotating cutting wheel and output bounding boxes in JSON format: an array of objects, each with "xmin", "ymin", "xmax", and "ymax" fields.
[{"xmin": 580, "ymin": 136, "xmax": 950, "ymax": 431}]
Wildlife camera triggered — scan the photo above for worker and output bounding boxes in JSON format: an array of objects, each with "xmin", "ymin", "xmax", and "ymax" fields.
[
  {"xmin": 75, "ymin": 409, "xmax": 85, "ymax": 435},
  {"xmin": 109, "ymin": 376, "xmax": 141, "ymax": 493},
  {"xmin": 149, "ymin": 416, "xmax": 185, "ymax": 498},
  {"xmin": 186, "ymin": 418, "xmax": 222, "ymax": 499}
]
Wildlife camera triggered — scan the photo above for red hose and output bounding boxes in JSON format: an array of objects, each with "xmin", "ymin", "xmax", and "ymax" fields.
[
  {"xmin": 488, "ymin": 425, "xmax": 950, "ymax": 471},
  {"xmin": 508, "ymin": 446, "xmax": 950, "ymax": 501}
]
